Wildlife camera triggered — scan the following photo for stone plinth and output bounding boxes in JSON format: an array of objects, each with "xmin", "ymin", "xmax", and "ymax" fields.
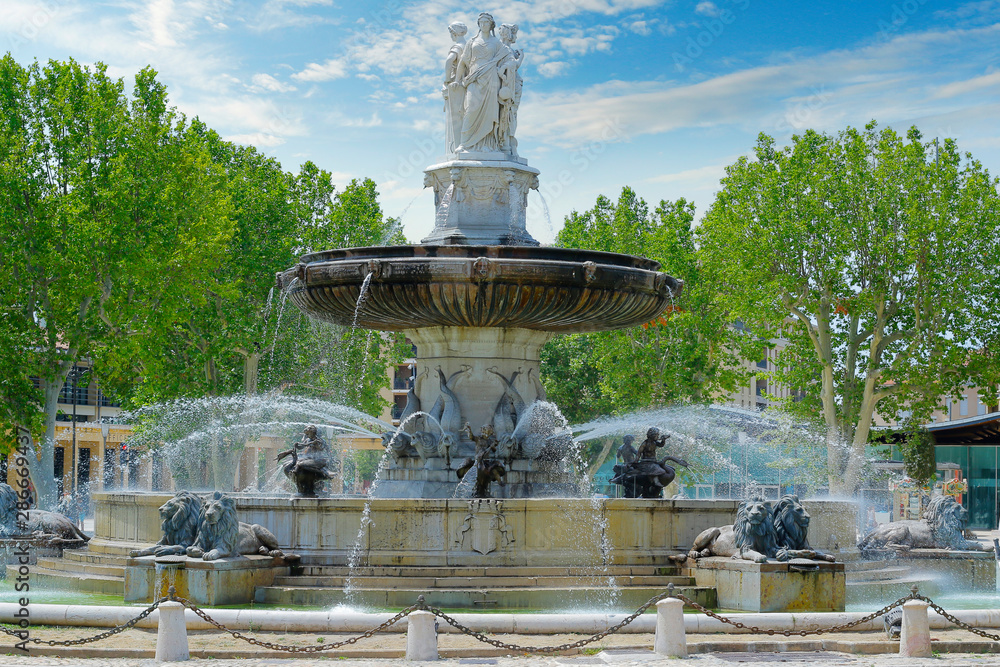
[
  {"xmin": 95, "ymin": 493, "xmax": 858, "ymax": 567},
  {"xmin": 692, "ymin": 557, "xmax": 846, "ymax": 612},
  {"xmin": 125, "ymin": 554, "xmax": 288, "ymax": 606},
  {"xmin": 422, "ymin": 158, "xmax": 540, "ymax": 246},
  {"xmin": 867, "ymin": 549, "xmax": 995, "ymax": 594},
  {"xmin": 0, "ymin": 537, "xmax": 61, "ymax": 575}
]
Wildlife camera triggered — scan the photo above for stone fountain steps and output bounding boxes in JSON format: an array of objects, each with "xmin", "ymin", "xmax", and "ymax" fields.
[
  {"xmin": 256, "ymin": 561, "xmax": 707, "ymax": 609},
  {"xmin": 300, "ymin": 564, "xmax": 681, "ymax": 578},
  {"xmin": 843, "ymin": 560, "xmax": 937, "ymax": 603},
  {"xmin": 275, "ymin": 574, "xmax": 694, "ymax": 589},
  {"xmin": 17, "ymin": 564, "xmax": 124, "ymax": 595},
  {"xmin": 32, "ymin": 556, "xmax": 125, "ymax": 578},
  {"xmin": 254, "ymin": 583, "xmax": 716, "ymax": 610},
  {"xmin": 62, "ymin": 550, "xmax": 131, "ymax": 566},
  {"xmin": 845, "ymin": 576, "xmax": 937, "ymax": 602},
  {"xmin": 845, "ymin": 565, "xmax": 911, "ymax": 582}
]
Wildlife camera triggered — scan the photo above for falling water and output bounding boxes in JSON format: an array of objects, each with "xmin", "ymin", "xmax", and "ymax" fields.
[
  {"xmin": 268, "ymin": 279, "xmax": 295, "ymax": 368},
  {"xmin": 352, "ymin": 273, "xmax": 374, "ymax": 328},
  {"xmin": 534, "ymin": 190, "xmax": 555, "ymax": 240},
  {"xmin": 452, "ymin": 465, "xmax": 477, "ymax": 499},
  {"xmin": 343, "ymin": 410, "xmax": 434, "ymax": 602}
]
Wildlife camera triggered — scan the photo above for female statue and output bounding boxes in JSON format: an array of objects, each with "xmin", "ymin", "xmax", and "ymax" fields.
[
  {"xmin": 497, "ymin": 23, "xmax": 523, "ymax": 155},
  {"xmin": 456, "ymin": 13, "xmax": 507, "ymax": 153},
  {"xmin": 442, "ymin": 22, "xmax": 468, "ymax": 154}
]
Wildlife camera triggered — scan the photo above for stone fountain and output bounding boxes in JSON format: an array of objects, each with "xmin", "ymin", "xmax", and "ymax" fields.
[
  {"xmin": 74, "ymin": 13, "xmax": 857, "ymax": 610},
  {"xmin": 275, "ymin": 10, "xmax": 680, "ymax": 499}
]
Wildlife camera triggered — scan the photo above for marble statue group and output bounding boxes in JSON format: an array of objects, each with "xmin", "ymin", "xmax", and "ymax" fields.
[{"xmin": 444, "ymin": 13, "xmax": 523, "ymax": 155}]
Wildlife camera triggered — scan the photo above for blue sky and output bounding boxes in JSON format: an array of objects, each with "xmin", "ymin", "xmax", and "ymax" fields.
[{"xmin": 2, "ymin": 0, "xmax": 998, "ymax": 244}]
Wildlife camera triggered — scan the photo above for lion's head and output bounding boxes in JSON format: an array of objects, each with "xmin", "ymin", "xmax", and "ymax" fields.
[
  {"xmin": 196, "ymin": 491, "xmax": 239, "ymax": 554},
  {"xmin": 925, "ymin": 495, "xmax": 972, "ymax": 549},
  {"xmin": 773, "ymin": 494, "xmax": 811, "ymax": 551},
  {"xmin": 158, "ymin": 491, "xmax": 202, "ymax": 548},
  {"xmin": 0, "ymin": 483, "xmax": 18, "ymax": 538},
  {"xmin": 733, "ymin": 497, "xmax": 779, "ymax": 556}
]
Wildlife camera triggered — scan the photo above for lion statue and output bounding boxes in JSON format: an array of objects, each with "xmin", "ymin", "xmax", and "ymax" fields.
[
  {"xmin": 0, "ymin": 482, "xmax": 89, "ymax": 545},
  {"xmin": 186, "ymin": 491, "xmax": 284, "ymax": 561},
  {"xmin": 858, "ymin": 494, "xmax": 989, "ymax": 552},
  {"xmin": 772, "ymin": 494, "xmax": 836, "ymax": 562},
  {"xmin": 689, "ymin": 497, "xmax": 783, "ymax": 563},
  {"xmin": 129, "ymin": 491, "xmax": 203, "ymax": 558}
]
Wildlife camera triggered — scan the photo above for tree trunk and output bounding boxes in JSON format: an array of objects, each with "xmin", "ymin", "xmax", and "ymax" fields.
[
  {"xmin": 586, "ymin": 438, "xmax": 616, "ymax": 481},
  {"xmin": 244, "ymin": 352, "xmax": 260, "ymax": 395},
  {"xmin": 31, "ymin": 379, "xmax": 63, "ymax": 510}
]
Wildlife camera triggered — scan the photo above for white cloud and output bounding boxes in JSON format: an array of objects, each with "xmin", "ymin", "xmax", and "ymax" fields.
[
  {"xmin": 646, "ymin": 162, "xmax": 730, "ymax": 184},
  {"xmin": 251, "ymin": 73, "xmax": 297, "ymax": 93},
  {"xmin": 249, "ymin": 0, "xmax": 338, "ymax": 31},
  {"xmin": 519, "ymin": 23, "xmax": 1000, "ymax": 147},
  {"xmin": 332, "ymin": 111, "xmax": 382, "ymax": 128},
  {"xmin": 628, "ymin": 20, "xmax": 652, "ymax": 35},
  {"xmin": 694, "ymin": 1, "xmax": 721, "ymax": 17},
  {"xmin": 293, "ymin": 58, "xmax": 348, "ymax": 82},
  {"xmin": 202, "ymin": 97, "xmax": 307, "ymax": 144},
  {"xmin": 225, "ymin": 132, "xmax": 286, "ymax": 147},
  {"xmin": 934, "ymin": 70, "xmax": 1000, "ymax": 98},
  {"xmin": 537, "ymin": 61, "xmax": 570, "ymax": 77}
]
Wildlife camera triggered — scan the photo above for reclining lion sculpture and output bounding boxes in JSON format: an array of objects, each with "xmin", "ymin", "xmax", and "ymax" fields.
[
  {"xmin": 0, "ymin": 483, "xmax": 89, "ymax": 545},
  {"xmin": 129, "ymin": 491, "xmax": 202, "ymax": 557},
  {"xmin": 689, "ymin": 497, "xmax": 782, "ymax": 563},
  {"xmin": 858, "ymin": 495, "xmax": 989, "ymax": 552},
  {"xmin": 772, "ymin": 494, "xmax": 836, "ymax": 562},
  {"xmin": 186, "ymin": 491, "xmax": 284, "ymax": 561}
]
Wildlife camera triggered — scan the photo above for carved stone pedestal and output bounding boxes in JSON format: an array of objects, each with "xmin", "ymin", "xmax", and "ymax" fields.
[
  {"xmin": 422, "ymin": 157, "xmax": 540, "ymax": 246},
  {"xmin": 692, "ymin": 557, "xmax": 846, "ymax": 612},
  {"xmin": 125, "ymin": 554, "xmax": 289, "ymax": 606}
]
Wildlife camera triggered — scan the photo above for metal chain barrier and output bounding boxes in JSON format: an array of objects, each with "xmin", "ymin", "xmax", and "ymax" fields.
[
  {"xmin": 0, "ymin": 599, "xmax": 163, "ymax": 646},
  {"xmin": 171, "ymin": 588, "xmax": 419, "ymax": 653},
  {"xmin": 917, "ymin": 595, "xmax": 1000, "ymax": 642},
  {"xmin": 672, "ymin": 583, "xmax": 919, "ymax": 637},
  {"xmin": 419, "ymin": 592, "xmax": 670, "ymax": 654},
  {"xmin": 4, "ymin": 582, "xmax": 1000, "ymax": 653}
]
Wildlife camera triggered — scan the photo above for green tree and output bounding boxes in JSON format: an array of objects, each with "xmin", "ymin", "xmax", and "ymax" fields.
[
  {"xmin": 541, "ymin": 187, "xmax": 757, "ymax": 423},
  {"xmin": 699, "ymin": 123, "xmax": 1000, "ymax": 494},
  {"xmin": 101, "ymin": 146, "xmax": 405, "ymax": 487},
  {"xmin": 0, "ymin": 56, "xmax": 231, "ymax": 507}
]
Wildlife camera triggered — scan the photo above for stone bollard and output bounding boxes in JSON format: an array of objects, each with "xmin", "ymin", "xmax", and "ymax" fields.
[
  {"xmin": 406, "ymin": 610, "xmax": 438, "ymax": 661},
  {"xmin": 899, "ymin": 600, "xmax": 931, "ymax": 658},
  {"xmin": 654, "ymin": 590, "xmax": 687, "ymax": 658},
  {"xmin": 155, "ymin": 601, "xmax": 189, "ymax": 662}
]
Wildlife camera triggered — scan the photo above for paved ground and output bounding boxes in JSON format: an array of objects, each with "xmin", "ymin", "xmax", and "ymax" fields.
[
  {"xmin": 5, "ymin": 652, "xmax": 1000, "ymax": 666},
  {"xmin": 6, "ymin": 627, "xmax": 1000, "ymax": 665}
]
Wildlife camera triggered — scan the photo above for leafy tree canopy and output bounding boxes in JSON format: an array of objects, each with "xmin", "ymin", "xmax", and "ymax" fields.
[
  {"xmin": 698, "ymin": 123, "xmax": 1000, "ymax": 494},
  {"xmin": 542, "ymin": 187, "xmax": 759, "ymax": 425}
]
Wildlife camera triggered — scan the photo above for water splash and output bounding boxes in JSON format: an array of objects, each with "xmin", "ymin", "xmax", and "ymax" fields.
[
  {"xmin": 352, "ymin": 273, "xmax": 374, "ymax": 328},
  {"xmin": 121, "ymin": 393, "xmax": 391, "ymax": 493},
  {"xmin": 343, "ymin": 410, "xmax": 427, "ymax": 602}
]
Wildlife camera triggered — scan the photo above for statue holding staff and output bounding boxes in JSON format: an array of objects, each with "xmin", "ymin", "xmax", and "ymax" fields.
[
  {"xmin": 498, "ymin": 23, "xmax": 523, "ymax": 156},
  {"xmin": 443, "ymin": 22, "xmax": 468, "ymax": 153}
]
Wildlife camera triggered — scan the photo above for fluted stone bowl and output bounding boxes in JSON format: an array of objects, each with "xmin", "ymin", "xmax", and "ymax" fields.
[{"xmin": 276, "ymin": 245, "xmax": 681, "ymax": 333}]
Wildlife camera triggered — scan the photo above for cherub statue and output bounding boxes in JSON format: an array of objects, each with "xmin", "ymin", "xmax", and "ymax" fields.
[
  {"xmin": 456, "ymin": 423, "xmax": 506, "ymax": 498},
  {"xmin": 610, "ymin": 428, "xmax": 689, "ymax": 498},
  {"xmin": 277, "ymin": 425, "xmax": 336, "ymax": 497}
]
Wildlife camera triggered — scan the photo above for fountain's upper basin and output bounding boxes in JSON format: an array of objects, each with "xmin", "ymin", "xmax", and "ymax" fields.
[{"xmin": 277, "ymin": 245, "xmax": 682, "ymax": 332}]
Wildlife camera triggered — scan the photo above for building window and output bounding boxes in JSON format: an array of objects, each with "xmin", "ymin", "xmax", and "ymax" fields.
[
  {"xmin": 960, "ymin": 397, "xmax": 968, "ymax": 416},
  {"xmin": 979, "ymin": 397, "xmax": 987, "ymax": 416}
]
